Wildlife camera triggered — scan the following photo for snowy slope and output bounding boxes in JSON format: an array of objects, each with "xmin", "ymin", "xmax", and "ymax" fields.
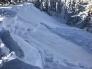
[
  {"xmin": 11, "ymin": 34, "xmax": 43, "ymax": 68},
  {"xmin": 2, "ymin": 3, "xmax": 92, "ymax": 69}
]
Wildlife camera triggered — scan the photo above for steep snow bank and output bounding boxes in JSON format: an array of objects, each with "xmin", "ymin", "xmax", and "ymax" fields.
[
  {"xmin": 0, "ymin": 30, "xmax": 24, "ymax": 58},
  {"xmin": 0, "ymin": 29, "xmax": 43, "ymax": 68},
  {"xmin": 11, "ymin": 34, "xmax": 43, "ymax": 68}
]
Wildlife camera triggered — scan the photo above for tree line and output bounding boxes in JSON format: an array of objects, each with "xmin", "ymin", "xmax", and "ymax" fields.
[
  {"xmin": 33, "ymin": 0, "xmax": 64, "ymax": 15},
  {"xmin": 33, "ymin": 0, "xmax": 92, "ymax": 32},
  {"xmin": 0, "ymin": 0, "xmax": 29, "ymax": 5}
]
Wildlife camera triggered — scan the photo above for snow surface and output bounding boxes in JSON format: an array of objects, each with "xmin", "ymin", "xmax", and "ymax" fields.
[
  {"xmin": 11, "ymin": 34, "xmax": 43, "ymax": 68},
  {"xmin": 1, "ymin": 3, "xmax": 92, "ymax": 69}
]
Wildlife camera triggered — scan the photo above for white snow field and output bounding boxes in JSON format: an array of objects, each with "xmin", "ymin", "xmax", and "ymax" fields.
[{"xmin": 1, "ymin": 3, "xmax": 92, "ymax": 69}]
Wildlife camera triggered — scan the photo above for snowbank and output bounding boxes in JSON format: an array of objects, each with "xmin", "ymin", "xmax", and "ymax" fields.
[{"xmin": 11, "ymin": 34, "xmax": 43, "ymax": 69}]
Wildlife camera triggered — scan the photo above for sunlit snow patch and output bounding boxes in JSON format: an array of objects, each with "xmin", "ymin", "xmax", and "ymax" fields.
[
  {"xmin": 0, "ymin": 6, "xmax": 12, "ymax": 9},
  {"xmin": 0, "ymin": 17, "xmax": 5, "ymax": 22},
  {"xmin": 2, "ymin": 51, "xmax": 16, "ymax": 62}
]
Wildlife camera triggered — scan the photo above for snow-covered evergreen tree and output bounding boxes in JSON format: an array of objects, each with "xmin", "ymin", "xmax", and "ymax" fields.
[
  {"xmin": 65, "ymin": 0, "xmax": 92, "ymax": 32},
  {"xmin": 33, "ymin": 0, "xmax": 64, "ymax": 16}
]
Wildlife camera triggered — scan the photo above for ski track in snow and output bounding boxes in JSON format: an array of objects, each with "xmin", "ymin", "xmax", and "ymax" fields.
[{"xmin": 40, "ymin": 23, "xmax": 92, "ymax": 53}]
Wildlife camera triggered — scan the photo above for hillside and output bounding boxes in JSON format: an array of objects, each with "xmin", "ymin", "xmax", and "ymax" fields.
[{"xmin": 0, "ymin": 3, "xmax": 92, "ymax": 69}]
